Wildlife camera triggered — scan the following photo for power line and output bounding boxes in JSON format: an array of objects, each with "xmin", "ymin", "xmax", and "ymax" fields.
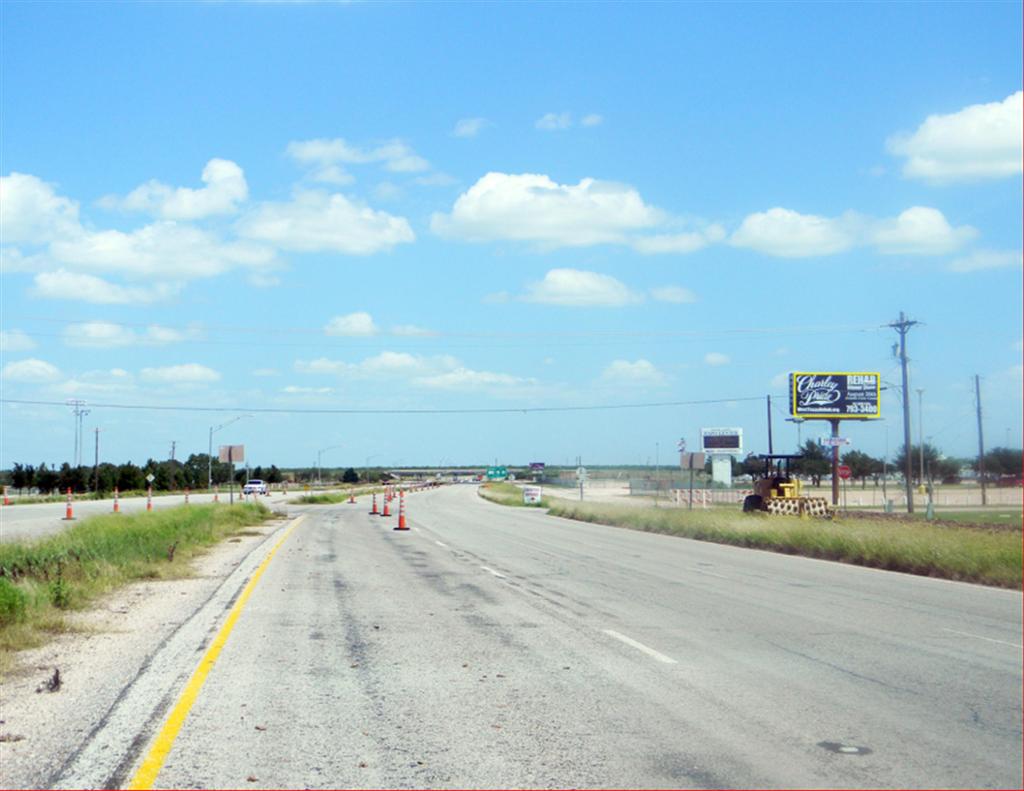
[{"xmin": 1, "ymin": 395, "xmax": 767, "ymax": 416}]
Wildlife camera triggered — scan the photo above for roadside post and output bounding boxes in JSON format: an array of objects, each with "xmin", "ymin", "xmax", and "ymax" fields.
[
  {"xmin": 838, "ymin": 464, "xmax": 851, "ymax": 514},
  {"xmin": 113, "ymin": 487, "xmax": 120, "ymax": 513},
  {"xmin": 219, "ymin": 445, "xmax": 244, "ymax": 506}
]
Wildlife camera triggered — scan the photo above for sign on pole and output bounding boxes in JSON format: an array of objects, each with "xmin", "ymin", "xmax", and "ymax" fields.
[
  {"xmin": 219, "ymin": 445, "xmax": 245, "ymax": 463},
  {"xmin": 701, "ymin": 428, "xmax": 743, "ymax": 454},
  {"xmin": 790, "ymin": 373, "xmax": 881, "ymax": 419},
  {"xmin": 486, "ymin": 466, "xmax": 508, "ymax": 480},
  {"xmin": 818, "ymin": 437, "xmax": 852, "ymax": 447},
  {"xmin": 838, "ymin": 464, "xmax": 852, "ymax": 480},
  {"xmin": 522, "ymin": 486, "xmax": 543, "ymax": 505}
]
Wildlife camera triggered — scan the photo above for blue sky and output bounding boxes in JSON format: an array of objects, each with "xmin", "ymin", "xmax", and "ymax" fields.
[{"xmin": 2, "ymin": 1, "xmax": 1021, "ymax": 471}]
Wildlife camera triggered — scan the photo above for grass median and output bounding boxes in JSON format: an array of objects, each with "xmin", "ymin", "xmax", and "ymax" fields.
[
  {"xmin": 0, "ymin": 502, "xmax": 273, "ymax": 670},
  {"xmin": 478, "ymin": 481, "xmax": 550, "ymax": 508},
  {"xmin": 477, "ymin": 485, "xmax": 1021, "ymax": 589}
]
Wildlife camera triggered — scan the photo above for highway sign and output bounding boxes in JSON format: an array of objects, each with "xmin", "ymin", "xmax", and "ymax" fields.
[
  {"xmin": 486, "ymin": 466, "xmax": 508, "ymax": 480},
  {"xmin": 838, "ymin": 464, "xmax": 852, "ymax": 480},
  {"xmin": 145, "ymin": 474, "xmax": 155, "ymax": 484},
  {"xmin": 576, "ymin": 466, "xmax": 588, "ymax": 481}
]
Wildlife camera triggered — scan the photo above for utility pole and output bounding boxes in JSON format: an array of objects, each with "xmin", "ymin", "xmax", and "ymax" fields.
[
  {"xmin": 889, "ymin": 312, "xmax": 919, "ymax": 513},
  {"xmin": 976, "ymin": 375, "xmax": 987, "ymax": 506},
  {"xmin": 766, "ymin": 394, "xmax": 774, "ymax": 454},
  {"xmin": 917, "ymin": 389, "xmax": 925, "ymax": 487},
  {"xmin": 66, "ymin": 400, "xmax": 89, "ymax": 467},
  {"xmin": 93, "ymin": 428, "xmax": 101, "ymax": 493}
]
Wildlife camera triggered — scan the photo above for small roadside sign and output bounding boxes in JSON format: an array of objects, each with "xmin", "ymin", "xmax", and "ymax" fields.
[
  {"xmin": 576, "ymin": 466, "xmax": 588, "ymax": 481},
  {"xmin": 838, "ymin": 464, "xmax": 852, "ymax": 480},
  {"xmin": 819, "ymin": 437, "xmax": 851, "ymax": 447},
  {"xmin": 145, "ymin": 474, "xmax": 155, "ymax": 484},
  {"xmin": 522, "ymin": 486, "xmax": 542, "ymax": 504}
]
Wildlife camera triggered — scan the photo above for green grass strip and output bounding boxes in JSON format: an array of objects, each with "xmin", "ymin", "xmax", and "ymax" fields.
[
  {"xmin": 0, "ymin": 503, "xmax": 272, "ymax": 667},
  {"xmin": 540, "ymin": 501, "xmax": 1021, "ymax": 589},
  {"xmin": 478, "ymin": 482, "xmax": 550, "ymax": 508}
]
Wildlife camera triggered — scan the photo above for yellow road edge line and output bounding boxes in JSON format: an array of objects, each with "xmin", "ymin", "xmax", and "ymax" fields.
[{"xmin": 127, "ymin": 514, "xmax": 306, "ymax": 790}]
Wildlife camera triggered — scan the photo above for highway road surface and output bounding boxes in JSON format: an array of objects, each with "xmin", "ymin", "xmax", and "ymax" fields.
[
  {"xmin": 36, "ymin": 485, "xmax": 1024, "ymax": 788},
  {"xmin": 0, "ymin": 490, "xmax": 291, "ymax": 542}
]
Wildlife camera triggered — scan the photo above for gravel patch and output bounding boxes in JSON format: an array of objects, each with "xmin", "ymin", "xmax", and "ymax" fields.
[{"xmin": 0, "ymin": 517, "xmax": 290, "ymax": 790}]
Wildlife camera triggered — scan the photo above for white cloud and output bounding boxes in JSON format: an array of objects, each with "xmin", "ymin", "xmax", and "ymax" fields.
[
  {"xmin": 948, "ymin": 249, "xmax": 1023, "ymax": 273},
  {"xmin": 62, "ymin": 321, "xmax": 188, "ymax": 347},
  {"xmin": 283, "ymin": 385, "xmax": 334, "ymax": 395},
  {"xmin": 0, "ymin": 330, "xmax": 36, "ymax": 352},
  {"xmin": 730, "ymin": 207, "xmax": 856, "ymax": 258},
  {"xmin": 33, "ymin": 270, "xmax": 181, "ymax": 304},
  {"xmin": 1, "ymin": 358, "xmax": 60, "ymax": 383},
  {"xmin": 0, "ymin": 172, "xmax": 81, "ymax": 243},
  {"xmin": 650, "ymin": 286, "xmax": 697, "ymax": 304},
  {"xmin": 887, "ymin": 92, "xmax": 1023, "ymax": 183},
  {"xmin": 431, "ymin": 172, "xmax": 662, "ymax": 247},
  {"xmin": 454, "ymin": 118, "xmax": 489, "ymax": 138},
  {"xmin": 633, "ymin": 225, "xmax": 725, "ymax": 255},
  {"xmin": 599, "ymin": 359, "xmax": 667, "ymax": 386},
  {"xmin": 295, "ymin": 351, "xmax": 459, "ymax": 379},
  {"xmin": 414, "ymin": 367, "xmax": 533, "ymax": 390},
  {"xmin": 581, "ymin": 113, "xmax": 604, "ymax": 127},
  {"xmin": 870, "ymin": 206, "xmax": 976, "ymax": 255},
  {"xmin": 730, "ymin": 206, "xmax": 973, "ymax": 258},
  {"xmin": 705, "ymin": 352, "xmax": 730, "ymax": 367},
  {"xmin": 237, "ymin": 190, "xmax": 414, "ymax": 254},
  {"xmin": 140, "ymin": 364, "xmax": 220, "ymax": 384},
  {"xmin": 523, "ymin": 269, "xmax": 642, "ymax": 307},
  {"xmin": 391, "ymin": 324, "xmax": 435, "ymax": 337},
  {"xmin": 103, "ymin": 159, "xmax": 248, "ymax": 220},
  {"xmin": 253, "ymin": 368, "xmax": 281, "ymax": 377},
  {"xmin": 535, "ymin": 112, "xmax": 573, "ymax": 131},
  {"xmin": 48, "ymin": 222, "xmax": 274, "ymax": 279},
  {"xmin": 286, "ymin": 137, "xmax": 430, "ymax": 174},
  {"xmin": 307, "ymin": 164, "xmax": 355, "ymax": 185},
  {"xmin": 324, "ymin": 312, "xmax": 378, "ymax": 336},
  {"xmin": 51, "ymin": 368, "xmax": 136, "ymax": 397}
]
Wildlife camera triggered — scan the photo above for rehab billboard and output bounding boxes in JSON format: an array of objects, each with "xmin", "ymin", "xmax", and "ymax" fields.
[{"xmin": 790, "ymin": 372, "xmax": 881, "ymax": 419}]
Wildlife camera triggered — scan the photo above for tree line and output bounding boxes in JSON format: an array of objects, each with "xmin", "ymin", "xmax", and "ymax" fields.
[
  {"xmin": 4, "ymin": 454, "xmax": 284, "ymax": 495},
  {"xmin": 727, "ymin": 442, "xmax": 1021, "ymax": 487}
]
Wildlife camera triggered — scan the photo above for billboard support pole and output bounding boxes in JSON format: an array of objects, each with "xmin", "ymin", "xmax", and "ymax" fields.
[
  {"xmin": 766, "ymin": 395, "xmax": 774, "ymax": 455},
  {"xmin": 830, "ymin": 419, "xmax": 841, "ymax": 506}
]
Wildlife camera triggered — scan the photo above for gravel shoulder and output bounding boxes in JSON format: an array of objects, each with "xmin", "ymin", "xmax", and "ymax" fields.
[{"xmin": 0, "ymin": 514, "xmax": 294, "ymax": 790}]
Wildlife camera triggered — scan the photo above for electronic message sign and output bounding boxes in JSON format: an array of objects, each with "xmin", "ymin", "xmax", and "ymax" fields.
[
  {"xmin": 790, "ymin": 372, "xmax": 880, "ymax": 419},
  {"xmin": 701, "ymin": 428, "xmax": 743, "ymax": 454}
]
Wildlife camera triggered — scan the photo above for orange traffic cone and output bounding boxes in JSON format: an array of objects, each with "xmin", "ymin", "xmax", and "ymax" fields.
[
  {"xmin": 146, "ymin": 486, "xmax": 153, "ymax": 512},
  {"xmin": 113, "ymin": 487, "xmax": 120, "ymax": 513},
  {"xmin": 370, "ymin": 494, "xmax": 378, "ymax": 515},
  {"xmin": 184, "ymin": 487, "xmax": 190, "ymax": 505},
  {"xmin": 63, "ymin": 488, "xmax": 75, "ymax": 520},
  {"xmin": 395, "ymin": 491, "xmax": 409, "ymax": 530},
  {"xmin": 349, "ymin": 492, "xmax": 356, "ymax": 504},
  {"xmin": 2, "ymin": 487, "xmax": 9, "ymax": 506},
  {"xmin": 382, "ymin": 497, "xmax": 391, "ymax": 517}
]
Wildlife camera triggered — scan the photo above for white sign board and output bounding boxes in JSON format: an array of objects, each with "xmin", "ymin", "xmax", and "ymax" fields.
[
  {"xmin": 818, "ymin": 437, "xmax": 852, "ymax": 447},
  {"xmin": 523, "ymin": 486, "xmax": 543, "ymax": 505},
  {"xmin": 576, "ymin": 466, "xmax": 588, "ymax": 481}
]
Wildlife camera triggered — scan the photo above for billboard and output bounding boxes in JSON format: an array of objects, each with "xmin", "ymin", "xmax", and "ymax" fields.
[
  {"xmin": 701, "ymin": 428, "xmax": 743, "ymax": 455},
  {"xmin": 790, "ymin": 372, "xmax": 880, "ymax": 419}
]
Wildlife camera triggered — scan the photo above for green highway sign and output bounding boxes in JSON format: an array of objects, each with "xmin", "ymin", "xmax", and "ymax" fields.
[{"xmin": 486, "ymin": 466, "xmax": 508, "ymax": 480}]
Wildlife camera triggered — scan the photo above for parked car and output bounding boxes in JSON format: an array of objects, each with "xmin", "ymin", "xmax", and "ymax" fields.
[{"xmin": 243, "ymin": 479, "xmax": 268, "ymax": 495}]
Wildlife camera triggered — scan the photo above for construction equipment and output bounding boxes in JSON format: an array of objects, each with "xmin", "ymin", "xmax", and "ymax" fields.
[{"xmin": 742, "ymin": 455, "xmax": 831, "ymax": 518}]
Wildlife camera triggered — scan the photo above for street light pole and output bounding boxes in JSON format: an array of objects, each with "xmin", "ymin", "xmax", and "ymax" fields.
[
  {"xmin": 317, "ymin": 445, "xmax": 343, "ymax": 486},
  {"xmin": 209, "ymin": 415, "xmax": 251, "ymax": 490}
]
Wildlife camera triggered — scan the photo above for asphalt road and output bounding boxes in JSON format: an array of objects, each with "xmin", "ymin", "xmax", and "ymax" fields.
[
  {"xmin": 54, "ymin": 485, "xmax": 1022, "ymax": 789},
  {"xmin": 0, "ymin": 490, "xmax": 289, "ymax": 542}
]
